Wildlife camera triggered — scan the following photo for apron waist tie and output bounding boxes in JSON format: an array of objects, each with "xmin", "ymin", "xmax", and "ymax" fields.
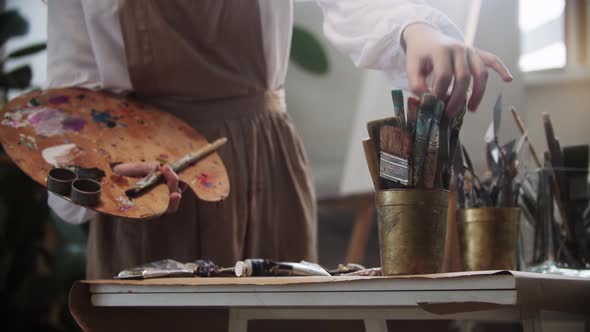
[{"xmin": 134, "ymin": 89, "xmax": 286, "ymax": 122}]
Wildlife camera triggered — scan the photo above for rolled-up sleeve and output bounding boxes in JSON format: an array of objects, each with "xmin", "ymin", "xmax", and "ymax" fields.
[{"xmin": 315, "ymin": 0, "xmax": 463, "ymax": 89}]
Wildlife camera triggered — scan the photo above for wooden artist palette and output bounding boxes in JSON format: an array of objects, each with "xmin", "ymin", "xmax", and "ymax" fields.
[{"xmin": 0, "ymin": 88, "xmax": 229, "ymax": 219}]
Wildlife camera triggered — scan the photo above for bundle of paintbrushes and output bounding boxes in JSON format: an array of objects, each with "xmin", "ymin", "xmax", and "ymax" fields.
[
  {"xmin": 523, "ymin": 112, "xmax": 590, "ymax": 268},
  {"xmin": 363, "ymin": 90, "xmax": 466, "ymax": 191},
  {"xmin": 455, "ymin": 95, "xmax": 525, "ymax": 208}
]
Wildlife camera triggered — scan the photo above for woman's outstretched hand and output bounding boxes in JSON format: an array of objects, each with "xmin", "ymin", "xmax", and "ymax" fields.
[{"xmin": 402, "ymin": 23, "xmax": 513, "ymax": 116}]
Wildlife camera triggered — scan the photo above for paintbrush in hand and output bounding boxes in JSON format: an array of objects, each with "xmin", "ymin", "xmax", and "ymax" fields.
[
  {"xmin": 391, "ymin": 90, "xmax": 406, "ymax": 127},
  {"xmin": 411, "ymin": 94, "xmax": 438, "ymax": 186},
  {"xmin": 422, "ymin": 98, "xmax": 445, "ymax": 188},
  {"xmin": 125, "ymin": 137, "xmax": 228, "ymax": 197}
]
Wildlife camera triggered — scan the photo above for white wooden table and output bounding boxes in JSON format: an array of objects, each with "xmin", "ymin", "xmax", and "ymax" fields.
[{"xmin": 70, "ymin": 271, "xmax": 590, "ymax": 332}]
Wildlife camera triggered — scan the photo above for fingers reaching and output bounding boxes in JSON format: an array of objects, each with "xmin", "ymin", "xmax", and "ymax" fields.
[
  {"xmin": 431, "ymin": 49, "xmax": 453, "ymax": 100},
  {"xmin": 466, "ymin": 47, "xmax": 489, "ymax": 111},
  {"xmin": 407, "ymin": 55, "xmax": 430, "ymax": 95},
  {"xmin": 445, "ymin": 46, "xmax": 470, "ymax": 116},
  {"xmin": 477, "ymin": 49, "xmax": 513, "ymax": 82}
]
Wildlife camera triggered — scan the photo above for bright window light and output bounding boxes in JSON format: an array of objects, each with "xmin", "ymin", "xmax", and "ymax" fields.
[
  {"xmin": 519, "ymin": 42, "xmax": 566, "ymax": 72},
  {"xmin": 519, "ymin": 0, "xmax": 565, "ymax": 31},
  {"xmin": 519, "ymin": 0, "xmax": 566, "ymax": 72}
]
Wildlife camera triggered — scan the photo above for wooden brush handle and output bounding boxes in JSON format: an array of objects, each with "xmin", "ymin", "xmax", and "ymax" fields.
[
  {"xmin": 363, "ymin": 138, "xmax": 380, "ymax": 190},
  {"xmin": 511, "ymin": 107, "xmax": 541, "ymax": 168}
]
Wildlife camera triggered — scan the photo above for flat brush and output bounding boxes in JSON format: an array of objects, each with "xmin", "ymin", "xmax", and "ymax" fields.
[
  {"xmin": 380, "ymin": 125, "xmax": 412, "ymax": 187},
  {"xmin": 125, "ymin": 137, "xmax": 228, "ymax": 197},
  {"xmin": 367, "ymin": 117, "xmax": 402, "ymax": 153},
  {"xmin": 362, "ymin": 138, "xmax": 381, "ymax": 190}
]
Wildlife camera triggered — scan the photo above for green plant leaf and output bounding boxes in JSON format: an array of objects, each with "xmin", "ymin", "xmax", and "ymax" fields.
[
  {"xmin": 7, "ymin": 42, "xmax": 46, "ymax": 59},
  {"xmin": 0, "ymin": 10, "xmax": 29, "ymax": 46},
  {"xmin": 290, "ymin": 26, "xmax": 329, "ymax": 75},
  {"xmin": 0, "ymin": 65, "xmax": 32, "ymax": 90}
]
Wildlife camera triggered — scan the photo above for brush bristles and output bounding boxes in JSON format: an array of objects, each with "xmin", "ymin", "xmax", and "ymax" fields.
[
  {"xmin": 380, "ymin": 125, "xmax": 411, "ymax": 159},
  {"xmin": 420, "ymin": 93, "xmax": 438, "ymax": 110},
  {"xmin": 367, "ymin": 117, "xmax": 402, "ymax": 141}
]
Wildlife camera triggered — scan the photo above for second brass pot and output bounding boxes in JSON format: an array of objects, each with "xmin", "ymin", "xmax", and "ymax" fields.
[{"xmin": 457, "ymin": 207, "xmax": 520, "ymax": 271}]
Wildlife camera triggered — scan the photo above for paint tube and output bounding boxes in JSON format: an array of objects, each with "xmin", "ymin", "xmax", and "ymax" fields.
[
  {"xmin": 328, "ymin": 263, "xmax": 367, "ymax": 275},
  {"xmin": 234, "ymin": 259, "xmax": 331, "ymax": 277},
  {"xmin": 115, "ymin": 259, "xmax": 195, "ymax": 279},
  {"xmin": 340, "ymin": 267, "xmax": 382, "ymax": 276},
  {"xmin": 115, "ymin": 259, "xmax": 234, "ymax": 279}
]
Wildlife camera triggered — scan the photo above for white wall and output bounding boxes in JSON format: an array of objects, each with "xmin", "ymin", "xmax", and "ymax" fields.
[
  {"xmin": 286, "ymin": 2, "xmax": 364, "ymax": 197},
  {"xmin": 525, "ymin": 81, "xmax": 590, "ymax": 155}
]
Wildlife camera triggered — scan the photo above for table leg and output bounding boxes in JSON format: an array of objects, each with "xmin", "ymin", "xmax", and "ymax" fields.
[
  {"xmin": 521, "ymin": 307, "xmax": 542, "ymax": 332},
  {"xmin": 228, "ymin": 309, "xmax": 248, "ymax": 332},
  {"xmin": 364, "ymin": 319, "xmax": 388, "ymax": 332}
]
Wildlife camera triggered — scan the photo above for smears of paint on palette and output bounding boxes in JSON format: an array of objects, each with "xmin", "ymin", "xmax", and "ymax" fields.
[
  {"xmin": 196, "ymin": 173, "xmax": 214, "ymax": 188},
  {"xmin": 116, "ymin": 196, "xmax": 135, "ymax": 211},
  {"xmin": 42, "ymin": 144, "xmax": 82, "ymax": 167},
  {"xmin": 91, "ymin": 109, "xmax": 126, "ymax": 128},
  {"xmin": 2, "ymin": 107, "xmax": 85, "ymax": 136},
  {"xmin": 18, "ymin": 134, "xmax": 37, "ymax": 150},
  {"xmin": 48, "ymin": 95, "xmax": 69, "ymax": 105}
]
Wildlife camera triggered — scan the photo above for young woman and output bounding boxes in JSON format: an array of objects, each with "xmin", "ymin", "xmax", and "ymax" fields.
[{"xmin": 46, "ymin": 0, "xmax": 512, "ymax": 280}]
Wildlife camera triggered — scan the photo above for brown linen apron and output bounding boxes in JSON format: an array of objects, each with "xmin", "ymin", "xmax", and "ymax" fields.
[{"xmin": 85, "ymin": 0, "xmax": 317, "ymax": 279}]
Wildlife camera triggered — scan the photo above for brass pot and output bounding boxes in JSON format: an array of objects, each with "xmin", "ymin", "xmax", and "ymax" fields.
[
  {"xmin": 457, "ymin": 207, "xmax": 520, "ymax": 271},
  {"xmin": 376, "ymin": 189, "xmax": 449, "ymax": 275}
]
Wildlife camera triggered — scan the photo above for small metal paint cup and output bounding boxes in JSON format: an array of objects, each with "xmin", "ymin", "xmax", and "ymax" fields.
[
  {"xmin": 47, "ymin": 168, "xmax": 78, "ymax": 196},
  {"xmin": 71, "ymin": 178, "xmax": 102, "ymax": 206},
  {"xmin": 376, "ymin": 189, "xmax": 449, "ymax": 275}
]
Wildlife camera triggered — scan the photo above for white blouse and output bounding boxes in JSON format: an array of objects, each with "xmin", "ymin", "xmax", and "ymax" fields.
[{"xmin": 46, "ymin": 0, "xmax": 463, "ymax": 224}]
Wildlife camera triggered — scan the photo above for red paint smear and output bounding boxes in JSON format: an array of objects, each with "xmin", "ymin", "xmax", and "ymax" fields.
[{"xmin": 196, "ymin": 173, "xmax": 214, "ymax": 188}]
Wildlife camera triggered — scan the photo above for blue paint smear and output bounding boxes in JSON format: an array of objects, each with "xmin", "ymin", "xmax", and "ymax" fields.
[{"xmin": 91, "ymin": 109, "xmax": 125, "ymax": 128}]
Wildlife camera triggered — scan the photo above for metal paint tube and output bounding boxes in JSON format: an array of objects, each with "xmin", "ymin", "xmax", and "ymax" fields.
[{"xmin": 234, "ymin": 259, "xmax": 331, "ymax": 277}]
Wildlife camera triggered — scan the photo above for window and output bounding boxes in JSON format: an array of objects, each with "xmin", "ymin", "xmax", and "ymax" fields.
[
  {"xmin": 519, "ymin": 0, "xmax": 566, "ymax": 72},
  {"xmin": 519, "ymin": 0, "xmax": 589, "ymax": 77}
]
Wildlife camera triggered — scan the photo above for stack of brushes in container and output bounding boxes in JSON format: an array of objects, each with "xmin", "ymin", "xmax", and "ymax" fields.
[
  {"xmin": 363, "ymin": 90, "xmax": 466, "ymax": 191},
  {"xmin": 454, "ymin": 95, "xmax": 525, "ymax": 209}
]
